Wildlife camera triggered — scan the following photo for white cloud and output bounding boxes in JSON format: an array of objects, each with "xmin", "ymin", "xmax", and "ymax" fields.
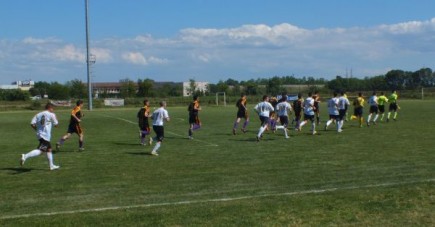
[{"xmin": 121, "ymin": 52, "xmax": 167, "ymax": 65}]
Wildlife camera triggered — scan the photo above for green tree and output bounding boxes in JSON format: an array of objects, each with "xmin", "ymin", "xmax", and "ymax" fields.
[
  {"xmin": 137, "ymin": 79, "xmax": 154, "ymax": 97},
  {"xmin": 67, "ymin": 79, "xmax": 87, "ymax": 99},
  {"xmin": 120, "ymin": 79, "xmax": 136, "ymax": 98},
  {"xmin": 48, "ymin": 82, "xmax": 70, "ymax": 100}
]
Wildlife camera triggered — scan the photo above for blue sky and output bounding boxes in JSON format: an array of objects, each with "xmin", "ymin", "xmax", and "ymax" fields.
[{"xmin": 1, "ymin": 0, "xmax": 435, "ymax": 84}]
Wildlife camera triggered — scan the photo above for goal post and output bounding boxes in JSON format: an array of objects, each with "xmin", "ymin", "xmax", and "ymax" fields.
[{"xmin": 216, "ymin": 92, "xmax": 226, "ymax": 106}]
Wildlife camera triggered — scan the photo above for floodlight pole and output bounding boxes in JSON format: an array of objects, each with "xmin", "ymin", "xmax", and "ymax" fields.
[{"xmin": 85, "ymin": 0, "xmax": 93, "ymax": 110}]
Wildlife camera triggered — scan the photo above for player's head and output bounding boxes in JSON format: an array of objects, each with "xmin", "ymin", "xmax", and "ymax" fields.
[
  {"xmin": 143, "ymin": 99, "xmax": 149, "ymax": 106},
  {"xmin": 380, "ymin": 91, "xmax": 384, "ymax": 95},
  {"xmin": 240, "ymin": 93, "xmax": 246, "ymax": 98},
  {"xmin": 193, "ymin": 95, "xmax": 199, "ymax": 101},
  {"xmin": 308, "ymin": 92, "xmax": 312, "ymax": 97},
  {"xmin": 315, "ymin": 91, "xmax": 319, "ymax": 95},
  {"xmin": 159, "ymin": 101, "xmax": 167, "ymax": 108},
  {"xmin": 262, "ymin": 95, "xmax": 268, "ymax": 101},
  {"xmin": 340, "ymin": 91, "xmax": 345, "ymax": 96},
  {"xmin": 358, "ymin": 92, "xmax": 363, "ymax": 97},
  {"xmin": 76, "ymin": 100, "xmax": 84, "ymax": 107},
  {"xmin": 392, "ymin": 89, "xmax": 396, "ymax": 94},
  {"xmin": 298, "ymin": 93, "xmax": 302, "ymax": 99},
  {"xmin": 372, "ymin": 91, "xmax": 376, "ymax": 96},
  {"xmin": 45, "ymin": 103, "xmax": 55, "ymax": 112},
  {"xmin": 333, "ymin": 92, "xmax": 338, "ymax": 97},
  {"xmin": 280, "ymin": 95, "xmax": 287, "ymax": 102}
]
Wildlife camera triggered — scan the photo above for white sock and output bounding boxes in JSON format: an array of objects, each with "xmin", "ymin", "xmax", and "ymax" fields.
[
  {"xmin": 299, "ymin": 121, "xmax": 307, "ymax": 128},
  {"xmin": 284, "ymin": 128, "xmax": 289, "ymax": 137},
  {"xmin": 367, "ymin": 114, "xmax": 372, "ymax": 123},
  {"xmin": 326, "ymin": 120, "xmax": 332, "ymax": 127},
  {"xmin": 387, "ymin": 112, "xmax": 391, "ymax": 119},
  {"xmin": 276, "ymin": 125, "xmax": 285, "ymax": 130},
  {"xmin": 257, "ymin": 126, "xmax": 266, "ymax": 137},
  {"xmin": 152, "ymin": 142, "xmax": 161, "ymax": 152},
  {"xmin": 46, "ymin": 152, "xmax": 54, "ymax": 167},
  {"xmin": 338, "ymin": 120, "xmax": 344, "ymax": 130},
  {"xmin": 24, "ymin": 149, "xmax": 42, "ymax": 160},
  {"xmin": 311, "ymin": 122, "xmax": 316, "ymax": 132},
  {"xmin": 373, "ymin": 114, "xmax": 379, "ymax": 122}
]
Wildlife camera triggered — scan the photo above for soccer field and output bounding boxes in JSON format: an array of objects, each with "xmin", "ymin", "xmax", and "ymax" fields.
[{"xmin": 0, "ymin": 100, "xmax": 434, "ymax": 226}]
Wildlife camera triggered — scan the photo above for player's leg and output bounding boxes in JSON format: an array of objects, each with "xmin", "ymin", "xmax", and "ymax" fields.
[
  {"xmin": 311, "ymin": 117, "xmax": 317, "ymax": 135},
  {"xmin": 242, "ymin": 116, "xmax": 249, "ymax": 133},
  {"xmin": 367, "ymin": 112, "xmax": 372, "ymax": 126},
  {"xmin": 78, "ymin": 133, "xmax": 84, "ymax": 151},
  {"xmin": 233, "ymin": 117, "xmax": 241, "ymax": 135},
  {"xmin": 257, "ymin": 117, "xmax": 268, "ymax": 141},
  {"xmin": 393, "ymin": 104, "xmax": 398, "ymax": 120},
  {"xmin": 20, "ymin": 147, "xmax": 42, "ymax": 166},
  {"xmin": 151, "ymin": 126, "xmax": 164, "ymax": 156},
  {"xmin": 56, "ymin": 132, "xmax": 72, "ymax": 151},
  {"xmin": 325, "ymin": 116, "xmax": 333, "ymax": 130}
]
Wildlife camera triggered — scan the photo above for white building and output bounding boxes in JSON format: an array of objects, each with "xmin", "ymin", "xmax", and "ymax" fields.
[
  {"xmin": 0, "ymin": 80, "xmax": 34, "ymax": 91},
  {"xmin": 183, "ymin": 81, "xmax": 209, "ymax": 97}
]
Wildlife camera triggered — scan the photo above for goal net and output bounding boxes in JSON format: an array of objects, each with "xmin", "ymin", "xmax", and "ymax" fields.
[{"xmin": 215, "ymin": 92, "xmax": 226, "ymax": 106}]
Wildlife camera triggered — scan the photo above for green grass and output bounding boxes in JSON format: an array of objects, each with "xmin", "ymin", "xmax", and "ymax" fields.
[{"xmin": 0, "ymin": 100, "xmax": 434, "ymax": 226}]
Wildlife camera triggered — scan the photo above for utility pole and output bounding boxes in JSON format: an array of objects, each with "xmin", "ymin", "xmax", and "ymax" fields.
[{"xmin": 85, "ymin": 0, "xmax": 93, "ymax": 110}]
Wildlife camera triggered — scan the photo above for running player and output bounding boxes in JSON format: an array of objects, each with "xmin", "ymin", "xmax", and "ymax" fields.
[
  {"xmin": 325, "ymin": 92, "xmax": 339, "ymax": 131},
  {"xmin": 292, "ymin": 93, "xmax": 303, "ymax": 130},
  {"xmin": 137, "ymin": 99, "xmax": 152, "ymax": 145},
  {"xmin": 188, "ymin": 95, "xmax": 201, "ymax": 139},
  {"xmin": 387, "ymin": 90, "xmax": 399, "ymax": 122},
  {"xmin": 21, "ymin": 103, "xmax": 60, "ymax": 171},
  {"xmin": 56, "ymin": 100, "xmax": 85, "ymax": 151},
  {"xmin": 275, "ymin": 95, "xmax": 292, "ymax": 139},
  {"xmin": 254, "ymin": 95, "xmax": 274, "ymax": 142},
  {"xmin": 269, "ymin": 96, "xmax": 278, "ymax": 131},
  {"xmin": 337, "ymin": 91, "xmax": 350, "ymax": 132},
  {"xmin": 298, "ymin": 92, "xmax": 317, "ymax": 135},
  {"xmin": 352, "ymin": 92, "xmax": 365, "ymax": 127},
  {"xmin": 367, "ymin": 91, "xmax": 379, "ymax": 126},
  {"xmin": 313, "ymin": 91, "xmax": 321, "ymax": 125},
  {"xmin": 232, "ymin": 93, "xmax": 249, "ymax": 135},
  {"xmin": 150, "ymin": 101, "xmax": 170, "ymax": 156},
  {"xmin": 378, "ymin": 92, "xmax": 389, "ymax": 121}
]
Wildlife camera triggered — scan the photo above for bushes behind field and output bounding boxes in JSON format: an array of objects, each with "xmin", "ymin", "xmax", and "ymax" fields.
[{"xmin": 0, "ymin": 89, "xmax": 30, "ymax": 101}]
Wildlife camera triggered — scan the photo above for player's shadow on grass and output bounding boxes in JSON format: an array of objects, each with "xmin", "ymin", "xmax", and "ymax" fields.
[
  {"xmin": 1, "ymin": 167, "xmax": 34, "ymax": 175},
  {"xmin": 126, "ymin": 152, "xmax": 153, "ymax": 156}
]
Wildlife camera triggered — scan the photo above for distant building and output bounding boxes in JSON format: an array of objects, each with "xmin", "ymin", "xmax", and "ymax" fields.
[
  {"xmin": 0, "ymin": 80, "xmax": 35, "ymax": 91},
  {"xmin": 183, "ymin": 81, "xmax": 209, "ymax": 97}
]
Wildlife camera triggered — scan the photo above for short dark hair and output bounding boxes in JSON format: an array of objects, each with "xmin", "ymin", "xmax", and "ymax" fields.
[
  {"xmin": 340, "ymin": 91, "xmax": 345, "ymax": 96},
  {"xmin": 358, "ymin": 92, "xmax": 362, "ymax": 97},
  {"xmin": 372, "ymin": 91, "xmax": 376, "ymax": 95},
  {"xmin": 308, "ymin": 92, "xmax": 312, "ymax": 97},
  {"xmin": 380, "ymin": 92, "xmax": 384, "ymax": 95},
  {"xmin": 240, "ymin": 93, "xmax": 245, "ymax": 97},
  {"xmin": 143, "ymin": 99, "xmax": 149, "ymax": 105},
  {"xmin": 193, "ymin": 95, "xmax": 199, "ymax": 101},
  {"xmin": 45, "ymin": 103, "xmax": 54, "ymax": 110},
  {"xmin": 262, "ymin": 95, "xmax": 268, "ymax": 101},
  {"xmin": 76, "ymin": 100, "xmax": 84, "ymax": 106},
  {"xmin": 333, "ymin": 92, "xmax": 338, "ymax": 97},
  {"xmin": 160, "ymin": 101, "xmax": 166, "ymax": 107},
  {"xmin": 298, "ymin": 93, "xmax": 302, "ymax": 99}
]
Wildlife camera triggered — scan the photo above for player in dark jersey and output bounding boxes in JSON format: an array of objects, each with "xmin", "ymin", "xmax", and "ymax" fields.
[
  {"xmin": 188, "ymin": 95, "xmax": 202, "ymax": 139},
  {"xmin": 292, "ymin": 93, "xmax": 303, "ymax": 130},
  {"xmin": 232, "ymin": 93, "xmax": 249, "ymax": 135},
  {"xmin": 313, "ymin": 91, "xmax": 321, "ymax": 125},
  {"xmin": 269, "ymin": 96, "xmax": 278, "ymax": 131},
  {"xmin": 56, "ymin": 100, "xmax": 85, "ymax": 151},
  {"xmin": 137, "ymin": 99, "xmax": 152, "ymax": 146}
]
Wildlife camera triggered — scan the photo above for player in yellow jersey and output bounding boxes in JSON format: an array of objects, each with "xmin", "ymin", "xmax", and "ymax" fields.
[
  {"xmin": 377, "ymin": 92, "xmax": 389, "ymax": 121},
  {"xmin": 233, "ymin": 93, "xmax": 249, "ymax": 135},
  {"xmin": 137, "ymin": 99, "xmax": 152, "ymax": 146},
  {"xmin": 387, "ymin": 90, "xmax": 399, "ymax": 122},
  {"xmin": 352, "ymin": 92, "xmax": 365, "ymax": 127},
  {"xmin": 56, "ymin": 100, "xmax": 85, "ymax": 151},
  {"xmin": 188, "ymin": 95, "xmax": 202, "ymax": 139}
]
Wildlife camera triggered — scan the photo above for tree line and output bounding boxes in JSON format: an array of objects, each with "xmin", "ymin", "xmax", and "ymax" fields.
[{"xmin": 1, "ymin": 67, "xmax": 434, "ymax": 101}]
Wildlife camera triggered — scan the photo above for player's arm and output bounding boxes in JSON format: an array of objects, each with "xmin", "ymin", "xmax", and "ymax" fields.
[
  {"xmin": 52, "ymin": 113, "xmax": 59, "ymax": 127},
  {"xmin": 30, "ymin": 115, "xmax": 37, "ymax": 130},
  {"xmin": 253, "ymin": 104, "xmax": 260, "ymax": 114},
  {"xmin": 71, "ymin": 109, "xmax": 81, "ymax": 122},
  {"xmin": 164, "ymin": 111, "xmax": 170, "ymax": 122}
]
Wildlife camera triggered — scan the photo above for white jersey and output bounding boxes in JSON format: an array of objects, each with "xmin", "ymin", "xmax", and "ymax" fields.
[
  {"xmin": 254, "ymin": 101, "xmax": 274, "ymax": 117},
  {"xmin": 303, "ymin": 97, "xmax": 315, "ymax": 116},
  {"xmin": 31, "ymin": 110, "xmax": 58, "ymax": 141},
  {"xmin": 276, "ymin": 101, "xmax": 292, "ymax": 117},
  {"xmin": 328, "ymin": 97, "xmax": 339, "ymax": 115},
  {"xmin": 152, "ymin": 107, "xmax": 169, "ymax": 126},
  {"xmin": 368, "ymin": 95, "xmax": 378, "ymax": 106},
  {"xmin": 338, "ymin": 96, "xmax": 350, "ymax": 110}
]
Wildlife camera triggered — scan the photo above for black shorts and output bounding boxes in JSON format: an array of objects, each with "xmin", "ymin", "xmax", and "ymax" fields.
[
  {"xmin": 189, "ymin": 113, "xmax": 200, "ymax": 124},
  {"xmin": 67, "ymin": 124, "xmax": 83, "ymax": 135},
  {"xmin": 237, "ymin": 110, "xmax": 248, "ymax": 119},
  {"xmin": 139, "ymin": 124, "xmax": 150, "ymax": 132},
  {"xmin": 329, "ymin": 114, "xmax": 339, "ymax": 120},
  {"xmin": 294, "ymin": 111, "xmax": 302, "ymax": 119},
  {"xmin": 152, "ymin": 125, "xmax": 164, "ymax": 142},
  {"xmin": 338, "ymin": 109, "xmax": 346, "ymax": 120},
  {"xmin": 379, "ymin": 105, "xmax": 385, "ymax": 113},
  {"xmin": 304, "ymin": 114, "xmax": 315, "ymax": 121},
  {"xmin": 279, "ymin": 116, "xmax": 289, "ymax": 127},
  {"xmin": 354, "ymin": 107, "xmax": 363, "ymax": 116},
  {"xmin": 314, "ymin": 104, "xmax": 320, "ymax": 113},
  {"xmin": 389, "ymin": 103, "xmax": 398, "ymax": 112},
  {"xmin": 37, "ymin": 139, "xmax": 51, "ymax": 152},
  {"xmin": 259, "ymin": 116, "xmax": 269, "ymax": 126},
  {"xmin": 369, "ymin": 106, "xmax": 379, "ymax": 114}
]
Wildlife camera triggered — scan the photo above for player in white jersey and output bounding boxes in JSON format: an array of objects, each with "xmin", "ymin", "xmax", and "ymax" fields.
[
  {"xmin": 20, "ymin": 103, "xmax": 60, "ymax": 170},
  {"xmin": 337, "ymin": 91, "xmax": 350, "ymax": 132},
  {"xmin": 150, "ymin": 101, "xmax": 170, "ymax": 156},
  {"xmin": 325, "ymin": 92, "xmax": 339, "ymax": 131},
  {"xmin": 275, "ymin": 95, "xmax": 292, "ymax": 139},
  {"xmin": 254, "ymin": 95, "xmax": 274, "ymax": 142},
  {"xmin": 298, "ymin": 92, "xmax": 317, "ymax": 135},
  {"xmin": 367, "ymin": 91, "xmax": 379, "ymax": 126}
]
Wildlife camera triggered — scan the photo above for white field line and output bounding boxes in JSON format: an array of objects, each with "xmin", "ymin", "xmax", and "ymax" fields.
[
  {"xmin": 102, "ymin": 114, "xmax": 218, "ymax": 147},
  {"xmin": 1, "ymin": 178, "xmax": 433, "ymax": 220}
]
